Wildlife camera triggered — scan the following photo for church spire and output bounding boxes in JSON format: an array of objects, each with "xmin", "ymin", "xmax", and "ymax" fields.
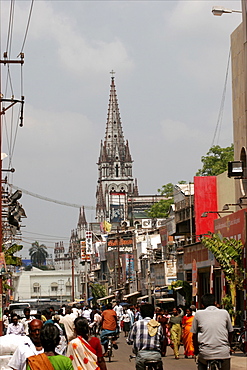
[
  {"xmin": 96, "ymin": 73, "xmax": 136, "ymax": 223},
  {"xmin": 104, "ymin": 74, "xmax": 126, "ymax": 162}
]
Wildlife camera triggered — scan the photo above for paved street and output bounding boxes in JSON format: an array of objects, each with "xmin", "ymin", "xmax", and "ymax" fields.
[{"xmin": 106, "ymin": 332, "xmax": 247, "ymax": 370}]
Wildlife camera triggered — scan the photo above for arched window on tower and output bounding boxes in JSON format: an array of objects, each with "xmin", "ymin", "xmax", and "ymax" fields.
[{"xmin": 116, "ymin": 164, "xmax": 119, "ymax": 177}]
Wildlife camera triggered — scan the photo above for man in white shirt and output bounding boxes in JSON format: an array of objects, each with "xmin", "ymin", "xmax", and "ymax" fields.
[
  {"xmin": 21, "ymin": 307, "xmax": 36, "ymax": 335},
  {"xmin": 7, "ymin": 315, "xmax": 25, "ymax": 336},
  {"xmin": 59, "ymin": 306, "xmax": 76, "ymax": 341},
  {"xmin": 8, "ymin": 319, "xmax": 43, "ymax": 370},
  {"xmin": 191, "ymin": 293, "xmax": 233, "ymax": 370},
  {"xmin": 113, "ymin": 301, "xmax": 123, "ymax": 331}
]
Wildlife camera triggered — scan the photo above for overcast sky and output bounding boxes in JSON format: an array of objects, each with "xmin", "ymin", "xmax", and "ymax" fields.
[{"xmin": 0, "ymin": 0, "xmax": 242, "ymax": 257}]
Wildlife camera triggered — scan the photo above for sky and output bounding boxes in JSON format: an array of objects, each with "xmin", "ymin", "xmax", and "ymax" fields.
[{"xmin": 0, "ymin": 0, "xmax": 242, "ymax": 257}]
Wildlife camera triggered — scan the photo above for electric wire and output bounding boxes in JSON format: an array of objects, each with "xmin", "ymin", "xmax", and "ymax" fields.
[
  {"xmin": 9, "ymin": 184, "xmax": 96, "ymax": 210},
  {"xmin": 211, "ymin": 48, "xmax": 231, "ymax": 147},
  {"xmin": 19, "ymin": 0, "xmax": 34, "ymax": 55},
  {"xmin": 5, "ymin": 0, "xmax": 14, "ymax": 57},
  {"xmin": 23, "ymin": 230, "xmax": 70, "ymax": 240}
]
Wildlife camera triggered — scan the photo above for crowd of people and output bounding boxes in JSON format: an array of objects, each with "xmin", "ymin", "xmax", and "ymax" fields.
[{"xmin": 1, "ymin": 294, "xmax": 234, "ymax": 370}]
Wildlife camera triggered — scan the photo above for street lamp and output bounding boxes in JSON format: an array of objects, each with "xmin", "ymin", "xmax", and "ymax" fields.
[
  {"xmin": 201, "ymin": 211, "xmax": 233, "ymax": 218},
  {"xmin": 212, "ymin": 6, "xmax": 242, "ymax": 16}
]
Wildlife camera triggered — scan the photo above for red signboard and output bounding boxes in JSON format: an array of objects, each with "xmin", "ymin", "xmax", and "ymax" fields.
[
  {"xmin": 214, "ymin": 208, "xmax": 246, "ymax": 242},
  {"xmin": 194, "ymin": 176, "xmax": 218, "ymax": 240}
]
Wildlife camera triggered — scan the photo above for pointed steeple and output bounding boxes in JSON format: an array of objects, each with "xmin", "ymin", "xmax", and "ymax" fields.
[
  {"xmin": 78, "ymin": 206, "xmax": 87, "ymax": 228},
  {"xmin": 96, "ymin": 73, "xmax": 136, "ymax": 222}
]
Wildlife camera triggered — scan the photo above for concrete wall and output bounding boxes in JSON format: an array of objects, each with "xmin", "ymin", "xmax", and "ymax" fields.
[{"xmin": 217, "ymin": 171, "xmax": 236, "ymax": 211}]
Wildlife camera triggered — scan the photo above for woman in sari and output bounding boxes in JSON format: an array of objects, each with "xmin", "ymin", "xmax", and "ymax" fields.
[
  {"xmin": 182, "ymin": 308, "xmax": 195, "ymax": 358},
  {"xmin": 67, "ymin": 317, "xmax": 107, "ymax": 370},
  {"xmin": 27, "ymin": 323, "xmax": 73, "ymax": 370}
]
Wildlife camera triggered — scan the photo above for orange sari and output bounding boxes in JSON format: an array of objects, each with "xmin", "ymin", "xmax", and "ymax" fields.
[{"xmin": 182, "ymin": 314, "xmax": 194, "ymax": 357}]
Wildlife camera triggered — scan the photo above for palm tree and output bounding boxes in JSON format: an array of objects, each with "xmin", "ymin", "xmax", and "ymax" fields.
[{"xmin": 29, "ymin": 241, "xmax": 48, "ymax": 267}]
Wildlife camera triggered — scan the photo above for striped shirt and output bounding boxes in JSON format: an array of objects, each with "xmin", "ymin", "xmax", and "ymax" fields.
[{"xmin": 127, "ymin": 317, "xmax": 163, "ymax": 352}]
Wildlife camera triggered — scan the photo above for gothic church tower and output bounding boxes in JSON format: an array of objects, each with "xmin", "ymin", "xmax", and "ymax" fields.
[{"xmin": 96, "ymin": 74, "xmax": 138, "ymax": 223}]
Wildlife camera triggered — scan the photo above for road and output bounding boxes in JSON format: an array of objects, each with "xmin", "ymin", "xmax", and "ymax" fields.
[{"xmin": 106, "ymin": 332, "xmax": 247, "ymax": 370}]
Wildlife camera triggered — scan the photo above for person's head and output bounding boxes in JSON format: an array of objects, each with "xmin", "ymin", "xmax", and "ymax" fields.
[
  {"xmin": 24, "ymin": 307, "xmax": 31, "ymax": 318},
  {"xmin": 65, "ymin": 306, "xmax": 72, "ymax": 315},
  {"xmin": 172, "ymin": 307, "xmax": 179, "ymax": 316},
  {"xmin": 40, "ymin": 323, "xmax": 60, "ymax": 352},
  {"xmin": 12, "ymin": 314, "xmax": 18, "ymax": 325},
  {"xmin": 190, "ymin": 305, "xmax": 196, "ymax": 312},
  {"xmin": 53, "ymin": 314, "xmax": 60, "ymax": 324},
  {"xmin": 43, "ymin": 309, "xmax": 52, "ymax": 320},
  {"xmin": 201, "ymin": 293, "xmax": 215, "ymax": 308},
  {"xmin": 74, "ymin": 317, "xmax": 89, "ymax": 340},
  {"xmin": 49, "ymin": 306, "xmax": 55, "ymax": 312},
  {"xmin": 140, "ymin": 304, "xmax": 154, "ymax": 319},
  {"xmin": 106, "ymin": 303, "xmax": 112, "ymax": 310},
  {"xmin": 4, "ymin": 308, "xmax": 9, "ymax": 315},
  {"xmin": 29, "ymin": 319, "xmax": 43, "ymax": 346},
  {"xmin": 186, "ymin": 308, "xmax": 193, "ymax": 316}
]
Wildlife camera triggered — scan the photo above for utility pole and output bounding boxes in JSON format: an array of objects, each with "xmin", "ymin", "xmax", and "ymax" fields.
[
  {"xmin": 71, "ymin": 241, "xmax": 75, "ymax": 302},
  {"xmin": 0, "ymin": 54, "xmax": 24, "ymax": 336}
]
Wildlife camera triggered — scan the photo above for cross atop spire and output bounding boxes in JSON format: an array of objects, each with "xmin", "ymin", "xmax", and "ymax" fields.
[{"xmin": 110, "ymin": 69, "xmax": 115, "ymax": 79}]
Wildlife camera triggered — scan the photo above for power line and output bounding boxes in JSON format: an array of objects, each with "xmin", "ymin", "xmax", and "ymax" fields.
[
  {"xmin": 211, "ymin": 48, "xmax": 231, "ymax": 147},
  {"xmin": 19, "ymin": 0, "xmax": 34, "ymax": 55},
  {"xmin": 22, "ymin": 230, "xmax": 70, "ymax": 240},
  {"xmin": 9, "ymin": 184, "xmax": 96, "ymax": 210}
]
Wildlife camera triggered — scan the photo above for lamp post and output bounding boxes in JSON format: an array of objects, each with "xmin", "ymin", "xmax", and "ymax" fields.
[
  {"xmin": 212, "ymin": 6, "xmax": 242, "ymax": 16},
  {"xmin": 212, "ymin": 2, "xmax": 247, "ymax": 351}
]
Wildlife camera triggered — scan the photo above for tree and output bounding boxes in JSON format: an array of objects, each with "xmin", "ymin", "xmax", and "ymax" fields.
[
  {"xmin": 148, "ymin": 181, "xmax": 186, "ymax": 218},
  {"xmin": 90, "ymin": 283, "xmax": 106, "ymax": 305},
  {"xmin": 171, "ymin": 280, "xmax": 192, "ymax": 306},
  {"xmin": 201, "ymin": 232, "xmax": 243, "ymax": 323},
  {"xmin": 196, "ymin": 144, "xmax": 234, "ymax": 176},
  {"xmin": 2, "ymin": 243, "xmax": 23, "ymax": 294},
  {"xmin": 29, "ymin": 241, "xmax": 48, "ymax": 267}
]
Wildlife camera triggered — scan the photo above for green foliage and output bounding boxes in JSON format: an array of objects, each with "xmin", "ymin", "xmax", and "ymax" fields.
[
  {"xmin": 196, "ymin": 144, "xmax": 234, "ymax": 176},
  {"xmin": 148, "ymin": 183, "xmax": 174, "ymax": 218},
  {"xmin": 148, "ymin": 181, "xmax": 187, "ymax": 218},
  {"xmin": 90, "ymin": 283, "xmax": 106, "ymax": 305},
  {"xmin": 3, "ymin": 243, "xmax": 23, "ymax": 266},
  {"xmin": 158, "ymin": 183, "xmax": 174, "ymax": 197},
  {"xmin": 201, "ymin": 232, "xmax": 243, "ymax": 288},
  {"xmin": 2, "ymin": 243, "xmax": 23, "ymax": 294},
  {"xmin": 29, "ymin": 241, "xmax": 48, "ymax": 267},
  {"xmin": 171, "ymin": 280, "xmax": 192, "ymax": 306},
  {"xmin": 148, "ymin": 198, "xmax": 174, "ymax": 218}
]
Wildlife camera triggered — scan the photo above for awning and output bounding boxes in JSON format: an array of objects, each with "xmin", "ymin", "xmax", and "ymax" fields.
[
  {"xmin": 156, "ymin": 298, "xmax": 175, "ymax": 303},
  {"xmin": 137, "ymin": 295, "xmax": 149, "ymax": 301},
  {"xmin": 123, "ymin": 291, "xmax": 140, "ymax": 299},
  {"xmin": 97, "ymin": 294, "xmax": 115, "ymax": 302}
]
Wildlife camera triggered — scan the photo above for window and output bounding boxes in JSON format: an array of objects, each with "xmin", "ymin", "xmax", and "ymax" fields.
[
  {"xmin": 51, "ymin": 282, "xmax": 58, "ymax": 293},
  {"xmin": 33, "ymin": 282, "xmax": 40, "ymax": 293}
]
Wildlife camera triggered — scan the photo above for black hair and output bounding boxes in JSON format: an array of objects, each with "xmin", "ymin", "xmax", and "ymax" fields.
[
  {"xmin": 201, "ymin": 293, "xmax": 215, "ymax": 308},
  {"xmin": 106, "ymin": 303, "xmax": 112, "ymax": 310},
  {"xmin": 24, "ymin": 307, "xmax": 30, "ymax": 314},
  {"xmin": 74, "ymin": 317, "xmax": 89, "ymax": 339},
  {"xmin": 140, "ymin": 303, "xmax": 154, "ymax": 318},
  {"xmin": 40, "ymin": 323, "xmax": 60, "ymax": 352}
]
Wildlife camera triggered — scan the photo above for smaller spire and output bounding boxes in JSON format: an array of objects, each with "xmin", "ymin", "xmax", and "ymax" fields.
[{"xmin": 78, "ymin": 206, "xmax": 87, "ymax": 227}]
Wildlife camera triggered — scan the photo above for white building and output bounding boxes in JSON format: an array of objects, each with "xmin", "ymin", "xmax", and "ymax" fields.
[{"xmin": 12, "ymin": 267, "xmax": 83, "ymax": 302}]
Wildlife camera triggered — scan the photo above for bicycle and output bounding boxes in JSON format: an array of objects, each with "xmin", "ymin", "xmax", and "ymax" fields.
[
  {"xmin": 129, "ymin": 354, "xmax": 163, "ymax": 370},
  {"xmin": 106, "ymin": 335, "xmax": 118, "ymax": 362},
  {"xmin": 206, "ymin": 359, "xmax": 222, "ymax": 370}
]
